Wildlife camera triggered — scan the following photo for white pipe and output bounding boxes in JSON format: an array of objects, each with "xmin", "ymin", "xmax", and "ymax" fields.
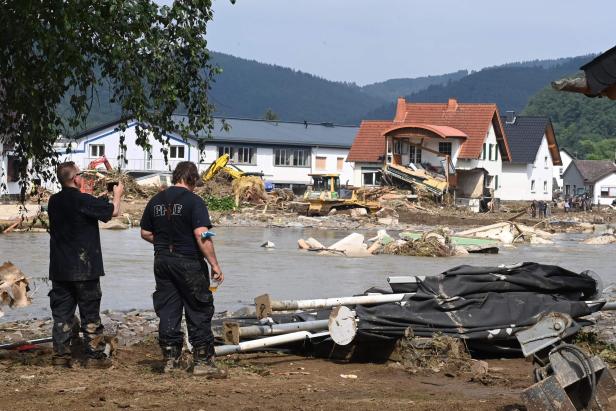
[
  {"xmin": 270, "ymin": 293, "xmax": 411, "ymax": 311},
  {"xmin": 239, "ymin": 320, "xmax": 329, "ymax": 338},
  {"xmin": 215, "ymin": 331, "xmax": 329, "ymax": 356}
]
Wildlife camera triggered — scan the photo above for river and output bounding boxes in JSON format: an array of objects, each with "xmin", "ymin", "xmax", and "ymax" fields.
[{"xmin": 1, "ymin": 227, "xmax": 614, "ymax": 321}]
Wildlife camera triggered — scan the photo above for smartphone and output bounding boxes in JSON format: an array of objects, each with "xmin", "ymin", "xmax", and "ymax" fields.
[{"xmin": 106, "ymin": 181, "xmax": 119, "ymax": 192}]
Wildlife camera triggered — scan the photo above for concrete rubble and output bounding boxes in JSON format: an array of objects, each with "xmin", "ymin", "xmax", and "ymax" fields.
[{"xmin": 0, "ymin": 262, "xmax": 32, "ymax": 318}]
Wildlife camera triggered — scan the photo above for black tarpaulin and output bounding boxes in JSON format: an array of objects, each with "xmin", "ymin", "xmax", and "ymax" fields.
[{"xmin": 356, "ymin": 263, "xmax": 600, "ymax": 342}]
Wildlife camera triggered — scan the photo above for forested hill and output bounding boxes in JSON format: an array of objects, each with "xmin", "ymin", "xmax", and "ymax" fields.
[
  {"xmin": 208, "ymin": 52, "xmax": 386, "ymax": 124},
  {"xmin": 359, "ymin": 70, "xmax": 468, "ymax": 102},
  {"xmin": 362, "ymin": 55, "xmax": 593, "ymax": 122},
  {"xmin": 523, "ymin": 87, "xmax": 616, "ymax": 160}
]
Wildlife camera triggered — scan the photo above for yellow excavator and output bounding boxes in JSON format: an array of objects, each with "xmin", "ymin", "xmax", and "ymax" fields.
[
  {"xmin": 202, "ymin": 153, "xmax": 263, "ymax": 182},
  {"xmin": 303, "ymin": 173, "xmax": 379, "ymax": 216}
]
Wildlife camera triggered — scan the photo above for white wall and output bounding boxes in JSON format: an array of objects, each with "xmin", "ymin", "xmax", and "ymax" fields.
[
  {"xmin": 594, "ymin": 173, "xmax": 616, "ymax": 205},
  {"xmin": 455, "ymin": 124, "xmax": 503, "ymax": 197},
  {"xmin": 58, "ymin": 122, "xmax": 198, "ymax": 173},
  {"xmin": 553, "ymin": 150, "xmax": 573, "ymax": 189},
  {"xmin": 499, "ymin": 136, "xmax": 554, "ymax": 201},
  {"xmin": 201, "ymin": 145, "xmax": 352, "ymax": 186}
]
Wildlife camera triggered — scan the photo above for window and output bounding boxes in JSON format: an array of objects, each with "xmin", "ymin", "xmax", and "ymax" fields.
[
  {"xmin": 362, "ymin": 169, "xmax": 381, "ymax": 186},
  {"xmin": 494, "ymin": 146, "xmax": 499, "ymax": 161},
  {"xmin": 217, "ymin": 146, "xmax": 256, "ymax": 164},
  {"xmin": 218, "ymin": 146, "xmax": 232, "ymax": 157},
  {"xmin": 495, "ymin": 175, "xmax": 499, "ymax": 191},
  {"xmin": 315, "ymin": 156, "xmax": 327, "ymax": 170},
  {"xmin": 169, "ymin": 145, "xmax": 185, "ymax": 159},
  {"xmin": 438, "ymin": 142, "xmax": 452, "ymax": 156},
  {"xmin": 559, "ymin": 167, "xmax": 564, "ymax": 177},
  {"xmin": 409, "ymin": 145, "xmax": 422, "ymax": 164},
  {"xmin": 601, "ymin": 187, "xmax": 616, "ymax": 198},
  {"xmin": 531, "ymin": 180, "xmax": 536, "ymax": 192},
  {"xmin": 488, "ymin": 144, "xmax": 493, "ymax": 161},
  {"xmin": 236, "ymin": 147, "xmax": 255, "ymax": 164},
  {"xmin": 481, "ymin": 143, "xmax": 486, "ymax": 160},
  {"xmin": 337, "ymin": 157, "xmax": 344, "ymax": 171},
  {"xmin": 544, "ymin": 156, "xmax": 548, "ymax": 168},
  {"xmin": 543, "ymin": 180, "xmax": 548, "ymax": 193},
  {"xmin": 7, "ymin": 156, "xmax": 20, "ymax": 182},
  {"xmin": 565, "ymin": 185, "xmax": 570, "ymax": 195},
  {"xmin": 274, "ymin": 148, "xmax": 310, "ymax": 167},
  {"xmin": 90, "ymin": 144, "xmax": 105, "ymax": 157}
]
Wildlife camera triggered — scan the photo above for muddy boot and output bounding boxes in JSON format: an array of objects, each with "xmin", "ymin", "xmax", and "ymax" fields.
[
  {"xmin": 85, "ymin": 351, "xmax": 112, "ymax": 369},
  {"xmin": 191, "ymin": 347, "xmax": 227, "ymax": 379},
  {"xmin": 161, "ymin": 345, "xmax": 182, "ymax": 373},
  {"xmin": 51, "ymin": 353, "xmax": 72, "ymax": 368}
]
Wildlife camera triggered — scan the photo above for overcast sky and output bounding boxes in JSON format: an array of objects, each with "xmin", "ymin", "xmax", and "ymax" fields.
[{"xmin": 203, "ymin": 0, "xmax": 614, "ymax": 85}]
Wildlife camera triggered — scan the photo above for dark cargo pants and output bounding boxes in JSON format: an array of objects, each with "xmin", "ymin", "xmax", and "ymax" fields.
[
  {"xmin": 49, "ymin": 279, "xmax": 104, "ymax": 356},
  {"xmin": 153, "ymin": 251, "xmax": 215, "ymax": 353}
]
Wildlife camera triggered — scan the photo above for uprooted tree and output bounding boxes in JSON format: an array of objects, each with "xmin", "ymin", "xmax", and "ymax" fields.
[{"xmin": 0, "ymin": 1, "xmax": 221, "ymax": 197}]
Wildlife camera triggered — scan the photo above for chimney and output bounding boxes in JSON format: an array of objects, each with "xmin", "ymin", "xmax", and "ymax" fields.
[
  {"xmin": 447, "ymin": 98, "xmax": 458, "ymax": 112},
  {"xmin": 505, "ymin": 110, "xmax": 516, "ymax": 124},
  {"xmin": 394, "ymin": 97, "xmax": 406, "ymax": 122}
]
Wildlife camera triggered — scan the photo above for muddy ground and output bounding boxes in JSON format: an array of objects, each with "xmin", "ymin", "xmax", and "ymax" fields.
[{"xmin": 0, "ymin": 340, "xmax": 532, "ymax": 411}]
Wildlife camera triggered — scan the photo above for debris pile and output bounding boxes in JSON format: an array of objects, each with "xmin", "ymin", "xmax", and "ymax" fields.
[
  {"xmin": 92, "ymin": 170, "xmax": 155, "ymax": 199},
  {"xmin": 232, "ymin": 176, "xmax": 267, "ymax": 205},
  {"xmin": 197, "ymin": 169, "xmax": 235, "ymax": 198},
  {"xmin": 380, "ymin": 229, "xmax": 457, "ymax": 257},
  {"xmin": 390, "ymin": 332, "xmax": 473, "ymax": 375},
  {"xmin": 0, "ymin": 262, "xmax": 31, "ymax": 318}
]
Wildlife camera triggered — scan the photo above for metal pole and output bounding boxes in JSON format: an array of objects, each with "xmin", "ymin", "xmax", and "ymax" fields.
[
  {"xmin": 255, "ymin": 293, "xmax": 411, "ymax": 318},
  {"xmin": 223, "ymin": 319, "xmax": 329, "ymax": 344},
  {"xmin": 0, "ymin": 337, "xmax": 53, "ymax": 350},
  {"xmin": 215, "ymin": 331, "xmax": 329, "ymax": 356}
]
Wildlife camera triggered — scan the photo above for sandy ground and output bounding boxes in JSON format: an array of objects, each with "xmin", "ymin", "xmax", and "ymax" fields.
[{"xmin": 0, "ymin": 341, "xmax": 532, "ymax": 411}]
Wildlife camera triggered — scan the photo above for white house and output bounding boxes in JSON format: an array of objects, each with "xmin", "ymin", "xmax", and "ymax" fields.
[
  {"xmin": 347, "ymin": 98, "xmax": 512, "ymax": 201},
  {"xmin": 54, "ymin": 117, "xmax": 358, "ymax": 193},
  {"xmin": 562, "ymin": 159, "xmax": 616, "ymax": 205},
  {"xmin": 499, "ymin": 114, "xmax": 562, "ymax": 201},
  {"xmin": 553, "ymin": 149, "xmax": 574, "ymax": 190}
]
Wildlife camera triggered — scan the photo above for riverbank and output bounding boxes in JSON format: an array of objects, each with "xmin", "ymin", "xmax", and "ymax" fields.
[{"xmin": 3, "ymin": 304, "xmax": 616, "ymax": 410}]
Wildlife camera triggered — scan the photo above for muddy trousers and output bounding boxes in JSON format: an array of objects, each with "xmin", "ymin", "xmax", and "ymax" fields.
[
  {"xmin": 49, "ymin": 279, "xmax": 104, "ymax": 356},
  {"xmin": 153, "ymin": 251, "xmax": 215, "ymax": 354}
]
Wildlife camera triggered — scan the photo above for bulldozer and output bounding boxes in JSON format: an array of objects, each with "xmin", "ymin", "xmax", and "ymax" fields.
[{"xmin": 303, "ymin": 173, "xmax": 379, "ymax": 216}]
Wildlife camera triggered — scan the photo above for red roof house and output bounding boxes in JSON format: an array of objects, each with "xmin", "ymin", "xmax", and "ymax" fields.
[{"xmin": 348, "ymin": 97, "xmax": 512, "ymax": 199}]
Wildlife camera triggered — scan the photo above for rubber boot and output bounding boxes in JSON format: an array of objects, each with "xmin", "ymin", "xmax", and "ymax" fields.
[
  {"xmin": 51, "ymin": 353, "xmax": 72, "ymax": 368},
  {"xmin": 85, "ymin": 350, "xmax": 112, "ymax": 369},
  {"xmin": 161, "ymin": 345, "xmax": 182, "ymax": 373},
  {"xmin": 191, "ymin": 346, "xmax": 227, "ymax": 379}
]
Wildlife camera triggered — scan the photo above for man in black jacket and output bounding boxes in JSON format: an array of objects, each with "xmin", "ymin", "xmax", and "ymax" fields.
[
  {"xmin": 140, "ymin": 161, "xmax": 226, "ymax": 378},
  {"xmin": 48, "ymin": 161, "xmax": 124, "ymax": 368}
]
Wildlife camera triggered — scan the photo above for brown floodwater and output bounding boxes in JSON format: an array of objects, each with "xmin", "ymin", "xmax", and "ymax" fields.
[{"xmin": 1, "ymin": 227, "xmax": 614, "ymax": 321}]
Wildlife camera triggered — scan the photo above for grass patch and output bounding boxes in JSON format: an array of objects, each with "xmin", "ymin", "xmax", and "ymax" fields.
[
  {"xmin": 573, "ymin": 330, "xmax": 616, "ymax": 365},
  {"xmin": 201, "ymin": 195, "xmax": 236, "ymax": 211}
]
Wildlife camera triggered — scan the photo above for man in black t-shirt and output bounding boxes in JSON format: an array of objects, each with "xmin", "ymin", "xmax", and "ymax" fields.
[
  {"xmin": 140, "ymin": 161, "xmax": 226, "ymax": 378},
  {"xmin": 48, "ymin": 161, "xmax": 124, "ymax": 368}
]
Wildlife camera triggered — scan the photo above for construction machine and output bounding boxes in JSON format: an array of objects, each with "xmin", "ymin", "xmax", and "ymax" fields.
[
  {"xmin": 202, "ymin": 153, "xmax": 263, "ymax": 182},
  {"xmin": 79, "ymin": 156, "xmax": 113, "ymax": 194},
  {"xmin": 303, "ymin": 173, "xmax": 379, "ymax": 216}
]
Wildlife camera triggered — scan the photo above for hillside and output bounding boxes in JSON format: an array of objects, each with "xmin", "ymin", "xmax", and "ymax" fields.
[
  {"xmin": 208, "ymin": 52, "xmax": 387, "ymax": 124},
  {"xmin": 362, "ymin": 56, "xmax": 593, "ymax": 122},
  {"xmin": 359, "ymin": 70, "xmax": 468, "ymax": 102},
  {"xmin": 523, "ymin": 87, "xmax": 616, "ymax": 160}
]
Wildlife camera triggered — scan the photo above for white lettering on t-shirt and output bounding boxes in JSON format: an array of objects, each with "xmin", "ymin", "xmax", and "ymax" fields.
[{"xmin": 153, "ymin": 203, "xmax": 183, "ymax": 217}]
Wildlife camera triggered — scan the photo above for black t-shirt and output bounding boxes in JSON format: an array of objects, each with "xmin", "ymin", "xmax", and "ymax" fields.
[
  {"xmin": 48, "ymin": 187, "xmax": 114, "ymax": 281},
  {"xmin": 140, "ymin": 186, "xmax": 212, "ymax": 257}
]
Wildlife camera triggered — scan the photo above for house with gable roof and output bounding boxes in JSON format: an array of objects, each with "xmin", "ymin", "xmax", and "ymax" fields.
[
  {"xmin": 562, "ymin": 159, "xmax": 616, "ymax": 205},
  {"xmin": 347, "ymin": 97, "xmax": 511, "ymax": 201},
  {"xmin": 499, "ymin": 113, "xmax": 562, "ymax": 201}
]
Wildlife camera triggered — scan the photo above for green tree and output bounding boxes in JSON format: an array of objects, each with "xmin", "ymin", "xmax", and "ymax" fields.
[{"xmin": 0, "ymin": 1, "xmax": 220, "ymax": 196}]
